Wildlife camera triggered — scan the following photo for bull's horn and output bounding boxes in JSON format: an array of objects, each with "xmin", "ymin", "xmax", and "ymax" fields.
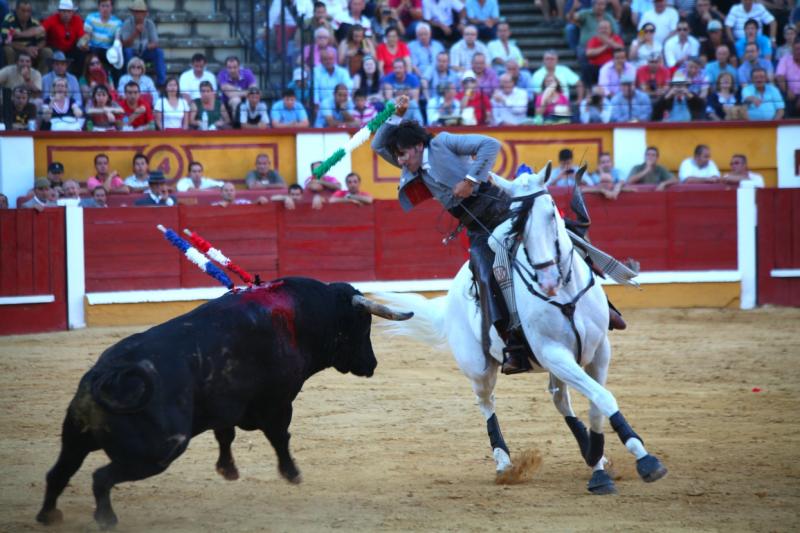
[{"xmin": 352, "ymin": 295, "xmax": 414, "ymax": 321}]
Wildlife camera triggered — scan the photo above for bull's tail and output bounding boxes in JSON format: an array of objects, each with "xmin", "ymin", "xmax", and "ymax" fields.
[
  {"xmin": 374, "ymin": 292, "xmax": 449, "ymax": 349},
  {"xmin": 90, "ymin": 360, "xmax": 157, "ymax": 414}
]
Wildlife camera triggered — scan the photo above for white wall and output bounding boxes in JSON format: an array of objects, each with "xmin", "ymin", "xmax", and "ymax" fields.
[
  {"xmin": 0, "ymin": 136, "xmax": 36, "ymax": 206},
  {"xmin": 295, "ymin": 132, "xmax": 351, "ymax": 187},
  {"xmin": 776, "ymin": 125, "xmax": 800, "ymax": 188}
]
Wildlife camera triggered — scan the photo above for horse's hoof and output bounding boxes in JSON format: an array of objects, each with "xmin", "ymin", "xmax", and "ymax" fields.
[
  {"xmin": 36, "ymin": 508, "xmax": 63, "ymax": 525},
  {"xmin": 493, "ymin": 448, "xmax": 513, "ymax": 474},
  {"xmin": 216, "ymin": 463, "xmax": 240, "ymax": 481},
  {"xmin": 587, "ymin": 470, "xmax": 617, "ymax": 495},
  {"xmin": 636, "ymin": 454, "xmax": 668, "ymax": 483},
  {"xmin": 94, "ymin": 508, "xmax": 118, "ymax": 530}
]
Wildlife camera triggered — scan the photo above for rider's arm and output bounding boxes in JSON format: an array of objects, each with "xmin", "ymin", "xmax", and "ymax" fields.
[{"xmin": 434, "ymin": 132, "xmax": 501, "ymax": 183}]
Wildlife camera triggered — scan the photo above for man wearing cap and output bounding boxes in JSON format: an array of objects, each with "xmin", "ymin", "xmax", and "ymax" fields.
[
  {"xmin": 701, "ymin": 19, "xmax": 734, "ymax": 63},
  {"xmin": 41, "ymin": 0, "xmax": 88, "ymax": 74},
  {"xmin": 457, "ymin": 69, "xmax": 492, "ymax": 125},
  {"xmin": 83, "ymin": 0, "xmax": 122, "ymax": 73},
  {"xmin": 120, "ymin": 0, "xmax": 165, "ymax": 85},
  {"xmin": 652, "ymin": 70, "xmax": 706, "ymax": 120},
  {"xmin": 235, "ymin": 86, "xmax": 270, "ymax": 129},
  {"xmin": 134, "ymin": 171, "xmax": 176, "ymax": 206},
  {"xmin": 269, "ymin": 87, "xmax": 308, "ymax": 128},
  {"xmin": 1, "ymin": 0, "xmax": 53, "ymax": 73},
  {"xmin": 687, "ymin": 0, "xmax": 725, "ymax": 41},
  {"xmin": 41, "ymin": 50, "xmax": 81, "ymax": 106},
  {"xmin": 0, "ymin": 52, "xmax": 41, "ymax": 95},
  {"xmin": 44, "ymin": 161, "xmax": 66, "ymax": 194},
  {"xmin": 22, "ymin": 178, "xmax": 57, "ymax": 211},
  {"xmin": 288, "ymin": 67, "xmax": 311, "ymax": 102},
  {"xmin": 609, "ymin": 74, "xmax": 652, "ymax": 121},
  {"xmin": 217, "ymin": 55, "xmax": 256, "ymax": 113}
]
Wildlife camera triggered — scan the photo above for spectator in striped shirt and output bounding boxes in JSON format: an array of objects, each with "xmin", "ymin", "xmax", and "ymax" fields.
[{"xmin": 83, "ymin": 0, "xmax": 122, "ymax": 75}]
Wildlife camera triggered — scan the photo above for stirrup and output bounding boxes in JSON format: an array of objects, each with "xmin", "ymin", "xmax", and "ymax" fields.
[{"xmin": 501, "ymin": 330, "xmax": 532, "ymax": 375}]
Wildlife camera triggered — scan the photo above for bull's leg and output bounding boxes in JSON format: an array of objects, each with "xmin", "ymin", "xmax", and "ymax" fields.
[
  {"xmin": 260, "ymin": 403, "xmax": 301, "ymax": 484},
  {"xmin": 214, "ymin": 428, "xmax": 239, "ymax": 480},
  {"xmin": 36, "ymin": 412, "xmax": 98, "ymax": 525},
  {"xmin": 92, "ymin": 461, "xmax": 167, "ymax": 529}
]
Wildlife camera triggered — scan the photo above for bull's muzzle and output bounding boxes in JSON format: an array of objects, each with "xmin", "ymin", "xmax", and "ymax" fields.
[{"xmin": 352, "ymin": 295, "xmax": 413, "ymax": 321}]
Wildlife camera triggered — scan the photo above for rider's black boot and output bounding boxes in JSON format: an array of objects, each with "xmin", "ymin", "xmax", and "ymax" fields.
[{"xmin": 501, "ymin": 328, "xmax": 532, "ymax": 375}]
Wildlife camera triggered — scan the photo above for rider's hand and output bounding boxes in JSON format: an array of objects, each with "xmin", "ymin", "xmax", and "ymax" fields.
[
  {"xmin": 453, "ymin": 179, "xmax": 474, "ymax": 199},
  {"xmin": 395, "ymin": 94, "xmax": 409, "ymax": 117}
]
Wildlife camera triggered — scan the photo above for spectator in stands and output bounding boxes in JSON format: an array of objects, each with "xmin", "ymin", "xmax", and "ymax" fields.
[
  {"xmin": 80, "ymin": 185, "xmax": 108, "ymax": 207},
  {"xmin": 83, "ymin": 0, "xmax": 122, "ymax": 76},
  {"xmin": 465, "ymin": 0, "xmax": 499, "ymax": 41},
  {"xmin": 45, "ymin": 161, "xmax": 65, "ymax": 193},
  {"xmin": 313, "ymin": 47, "xmax": 353, "ymax": 104},
  {"xmin": 742, "ymin": 66, "xmax": 785, "ymax": 119},
  {"xmin": 120, "ymin": 0, "xmax": 165, "ymax": 85},
  {"xmin": 289, "ymin": 67, "xmax": 311, "ymax": 102},
  {"xmin": 610, "ymin": 74, "xmax": 652, "ymax": 121},
  {"xmin": 725, "ymin": 0, "xmax": 776, "ymax": 43},
  {"xmin": 491, "ymin": 72, "xmax": 529, "ymax": 125},
  {"xmin": 41, "ymin": 51, "xmax": 81, "ymax": 106},
  {"xmin": 424, "ymin": 51, "xmax": 460, "ymax": 100},
  {"xmin": 627, "ymin": 146, "xmax": 678, "ymax": 189},
  {"xmin": 41, "ymin": 0, "xmax": 88, "ymax": 75},
  {"xmin": 457, "ymin": 70, "xmax": 492, "ymax": 124},
  {"xmin": 629, "ymin": 22, "xmax": 662, "ymax": 67},
  {"xmin": 79, "ymin": 52, "xmax": 114, "ymax": 103},
  {"xmin": 338, "ymin": 24, "xmax": 376, "ymax": 76},
  {"xmin": 124, "ymin": 152, "xmax": 151, "ymax": 191},
  {"xmin": 372, "ymin": 0, "xmax": 405, "ymax": 43},
  {"xmin": 582, "ymin": 153, "xmax": 631, "ymax": 199},
  {"xmin": 653, "ymin": 70, "xmax": 706, "ymax": 120},
  {"xmin": 534, "ymin": 72, "xmax": 571, "ymax": 121},
  {"xmin": 585, "ymin": 19, "xmax": 624, "ymax": 85},
  {"xmin": 706, "ymin": 71, "xmax": 743, "ymax": 119},
  {"xmin": 334, "ymin": 0, "xmax": 373, "ymax": 42},
  {"xmin": 449, "ymin": 25, "xmax": 488, "ymax": 73},
  {"xmin": 306, "ymin": 1, "xmax": 335, "ymax": 38},
  {"xmin": 304, "ymin": 161, "xmax": 341, "ymax": 207},
  {"xmin": 116, "ymin": 56, "xmax": 157, "ymax": 102},
  {"xmin": 330, "ymin": 172, "xmax": 374, "ymax": 204},
  {"xmin": 41, "ymin": 76, "xmax": 82, "ymax": 130},
  {"xmin": 351, "ymin": 88, "xmax": 378, "ymax": 125},
  {"xmin": 408, "ymin": 22, "xmax": 444, "ymax": 80},
  {"xmin": 471, "ymin": 52, "xmax": 499, "ymax": 95},
  {"xmin": 1, "ymin": 0, "xmax": 52, "ymax": 74},
  {"xmin": 269, "ymin": 183, "xmax": 306, "ymax": 210},
  {"xmin": 375, "ymin": 26, "xmax": 410, "ymax": 74},
  {"xmin": 389, "ymin": 84, "xmax": 426, "ymax": 121},
  {"xmin": 705, "ymin": 44, "xmax": 738, "ymax": 88},
  {"xmin": 579, "ymin": 85, "xmax": 612, "ymax": 123},
  {"xmin": 687, "ymin": 0, "xmax": 725, "ymax": 42},
  {"xmin": 22, "ymin": 178, "xmax": 56, "ymax": 211},
  {"xmin": 59, "ymin": 179, "xmax": 82, "ymax": 202},
  {"xmin": 2, "ymin": 85, "xmax": 37, "ymax": 130},
  {"xmin": 530, "ymin": 50, "xmax": 582, "ymax": 101},
  {"xmin": 701, "ymin": 19, "xmax": 735, "ymax": 62},
  {"xmin": 722, "ymin": 153, "xmax": 765, "ymax": 186},
  {"xmin": 679, "ymin": 143, "xmax": 721, "ymax": 182},
  {"xmin": 218, "ymin": 56, "xmax": 257, "ymax": 114},
  {"xmin": 567, "ymin": 0, "xmax": 619, "ymax": 55},
  {"xmin": 134, "ymin": 171, "xmax": 175, "ymax": 206},
  {"xmin": 315, "ymin": 82, "xmax": 359, "ymax": 127},
  {"xmin": 776, "ymin": 38, "xmax": 800, "ymax": 117},
  {"xmin": 390, "ymin": 0, "xmax": 423, "ymax": 41},
  {"xmin": 427, "ymin": 80, "xmax": 461, "ymax": 124},
  {"xmin": 180, "ymin": 53, "xmax": 217, "ymax": 102},
  {"xmin": 504, "ymin": 58, "xmax": 532, "ymax": 95},
  {"xmin": 0, "ymin": 194, "xmax": 8, "ymax": 209},
  {"xmin": 212, "ymin": 182, "xmax": 269, "ymax": 207},
  {"xmin": 303, "ymin": 26, "xmax": 337, "ymax": 68},
  {"xmin": 683, "ymin": 55, "xmax": 710, "ymax": 98},
  {"xmin": 737, "ymin": 41, "xmax": 774, "ymax": 85},
  {"xmin": 381, "ymin": 57, "xmax": 421, "ymax": 100},
  {"xmin": 664, "ymin": 19, "xmax": 700, "ymax": 68},
  {"xmin": 487, "ymin": 21, "xmax": 523, "ymax": 74},
  {"xmin": 86, "ymin": 152, "xmax": 127, "ymax": 193},
  {"xmin": 735, "ymin": 17, "xmax": 773, "ymax": 60},
  {"xmin": 637, "ymin": 0, "xmax": 679, "ymax": 47},
  {"xmin": 550, "ymin": 148, "xmax": 583, "ymax": 187},
  {"xmin": 774, "ymin": 24, "xmax": 795, "ymax": 63},
  {"xmin": 153, "ymin": 77, "xmax": 189, "ymax": 130},
  {"xmin": 85, "ymin": 83, "xmax": 123, "ymax": 129},
  {"xmin": 117, "ymin": 80, "xmax": 154, "ymax": 129},
  {"xmin": 586, "ymin": 151, "xmax": 622, "ymax": 184},
  {"xmin": 190, "ymin": 80, "xmax": 231, "ymax": 130},
  {"xmin": 598, "ymin": 47, "xmax": 636, "ymax": 97},
  {"xmin": 423, "ymin": 0, "xmax": 466, "ymax": 43},
  {"xmin": 245, "ymin": 153, "xmax": 285, "ymax": 190},
  {"xmin": 268, "ymin": 89, "xmax": 309, "ymax": 128},
  {"xmin": 353, "ymin": 54, "xmax": 383, "ymax": 101},
  {"xmin": 175, "ymin": 161, "xmax": 223, "ymax": 192}
]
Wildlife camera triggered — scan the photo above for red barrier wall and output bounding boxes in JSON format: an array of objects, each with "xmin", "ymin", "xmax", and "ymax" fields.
[
  {"xmin": 0, "ymin": 209, "xmax": 67, "ymax": 334},
  {"xmin": 757, "ymin": 189, "xmax": 800, "ymax": 306}
]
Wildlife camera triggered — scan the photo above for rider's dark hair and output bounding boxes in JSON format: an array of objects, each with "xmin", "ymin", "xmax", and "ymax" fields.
[{"xmin": 385, "ymin": 120, "xmax": 433, "ymax": 156}]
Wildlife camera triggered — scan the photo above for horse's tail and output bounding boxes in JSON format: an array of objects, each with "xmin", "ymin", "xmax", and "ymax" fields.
[{"xmin": 373, "ymin": 292, "xmax": 449, "ymax": 349}]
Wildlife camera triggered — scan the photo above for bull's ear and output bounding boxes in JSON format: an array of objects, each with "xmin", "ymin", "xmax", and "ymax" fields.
[
  {"xmin": 538, "ymin": 161, "xmax": 553, "ymax": 187},
  {"xmin": 352, "ymin": 295, "xmax": 413, "ymax": 321}
]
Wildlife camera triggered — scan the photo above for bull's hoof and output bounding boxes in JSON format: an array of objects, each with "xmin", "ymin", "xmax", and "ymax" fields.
[
  {"xmin": 94, "ymin": 508, "xmax": 118, "ymax": 530},
  {"xmin": 636, "ymin": 454, "xmax": 668, "ymax": 483},
  {"xmin": 36, "ymin": 508, "xmax": 63, "ymax": 525},
  {"xmin": 279, "ymin": 463, "xmax": 302, "ymax": 484},
  {"xmin": 216, "ymin": 463, "xmax": 240, "ymax": 481},
  {"xmin": 587, "ymin": 470, "xmax": 617, "ymax": 495}
]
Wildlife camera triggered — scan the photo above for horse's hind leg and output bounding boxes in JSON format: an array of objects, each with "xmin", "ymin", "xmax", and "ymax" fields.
[{"xmin": 36, "ymin": 410, "xmax": 98, "ymax": 525}]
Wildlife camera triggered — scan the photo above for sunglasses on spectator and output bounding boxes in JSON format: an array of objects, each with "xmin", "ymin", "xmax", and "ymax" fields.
[
  {"xmin": 131, "ymin": 65, "xmax": 144, "ymax": 69},
  {"xmin": 678, "ymin": 27, "xmax": 690, "ymax": 32},
  {"xmin": 89, "ymin": 60, "xmax": 101, "ymax": 65},
  {"xmin": 643, "ymin": 28, "xmax": 655, "ymax": 33}
]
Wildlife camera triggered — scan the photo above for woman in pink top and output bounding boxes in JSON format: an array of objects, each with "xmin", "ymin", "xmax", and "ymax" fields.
[
  {"xmin": 535, "ymin": 73, "xmax": 570, "ymax": 121},
  {"xmin": 86, "ymin": 153, "xmax": 129, "ymax": 193},
  {"xmin": 374, "ymin": 27, "xmax": 410, "ymax": 75}
]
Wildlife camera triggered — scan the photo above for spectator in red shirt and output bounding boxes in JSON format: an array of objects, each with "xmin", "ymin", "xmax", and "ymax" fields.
[
  {"xmin": 330, "ymin": 172, "xmax": 373, "ymax": 205},
  {"xmin": 116, "ymin": 80, "xmax": 154, "ymax": 130},
  {"xmin": 41, "ymin": 0, "xmax": 88, "ymax": 75},
  {"xmin": 636, "ymin": 52, "xmax": 671, "ymax": 96},
  {"xmin": 375, "ymin": 26, "xmax": 410, "ymax": 75},
  {"xmin": 390, "ymin": 0, "xmax": 423, "ymax": 40},
  {"xmin": 457, "ymin": 70, "xmax": 492, "ymax": 125},
  {"xmin": 584, "ymin": 19, "xmax": 624, "ymax": 86}
]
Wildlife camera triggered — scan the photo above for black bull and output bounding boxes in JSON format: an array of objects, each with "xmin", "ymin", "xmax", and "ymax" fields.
[{"xmin": 36, "ymin": 277, "xmax": 411, "ymax": 529}]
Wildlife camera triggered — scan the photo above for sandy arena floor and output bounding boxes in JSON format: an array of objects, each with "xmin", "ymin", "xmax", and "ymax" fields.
[{"xmin": 1, "ymin": 307, "xmax": 799, "ymax": 532}]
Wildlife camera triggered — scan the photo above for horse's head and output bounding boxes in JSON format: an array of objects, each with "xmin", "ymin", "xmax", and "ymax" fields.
[{"xmin": 507, "ymin": 162, "xmax": 573, "ymax": 297}]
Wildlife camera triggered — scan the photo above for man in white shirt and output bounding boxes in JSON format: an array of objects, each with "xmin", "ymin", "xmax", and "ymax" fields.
[
  {"xmin": 179, "ymin": 53, "xmax": 218, "ymax": 101},
  {"xmin": 663, "ymin": 20, "xmax": 700, "ymax": 68},
  {"xmin": 530, "ymin": 49, "xmax": 583, "ymax": 101},
  {"xmin": 175, "ymin": 161, "xmax": 224, "ymax": 192},
  {"xmin": 123, "ymin": 153, "xmax": 152, "ymax": 192},
  {"xmin": 449, "ymin": 24, "xmax": 488, "ymax": 72},
  {"xmin": 679, "ymin": 144, "xmax": 721, "ymax": 182},
  {"xmin": 423, "ymin": 0, "xmax": 466, "ymax": 42},
  {"xmin": 638, "ymin": 0, "xmax": 679, "ymax": 47},
  {"xmin": 725, "ymin": 0, "xmax": 776, "ymax": 43},
  {"xmin": 487, "ymin": 21, "xmax": 524, "ymax": 72},
  {"xmin": 491, "ymin": 73, "xmax": 528, "ymax": 125},
  {"xmin": 722, "ymin": 154, "xmax": 765, "ymax": 187}
]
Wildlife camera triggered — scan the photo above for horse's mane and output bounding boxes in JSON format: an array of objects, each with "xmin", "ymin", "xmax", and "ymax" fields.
[{"xmin": 507, "ymin": 195, "xmax": 536, "ymax": 241}]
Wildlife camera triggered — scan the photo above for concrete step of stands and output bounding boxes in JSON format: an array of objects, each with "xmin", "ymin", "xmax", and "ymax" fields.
[
  {"xmin": 154, "ymin": 12, "xmax": 232, "ymax": 39},
  {"xmin": 160, "ymin": 37, "xmax": 246, "ymax": 63},
  {"xmin": 502, "ymin": 0, "xmax": 576, "ymax": 72}
]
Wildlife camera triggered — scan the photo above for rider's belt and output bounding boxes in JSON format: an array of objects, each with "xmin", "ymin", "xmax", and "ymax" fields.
[{"xmin": 447, "ymin": 183, "xmax": 509, "ymax": 231}]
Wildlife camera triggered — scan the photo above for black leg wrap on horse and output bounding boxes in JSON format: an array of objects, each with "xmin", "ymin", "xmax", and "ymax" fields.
[
  {"xmin": 564, "ymin": 416, "xmax": 589, "ymax": 460},
  {"xmin": 609, "ymin": 411, "xmax": 643, "ymax": 446},
  {"xmin": 587, "ymin": 431, "xmax": 605, "ymax": 467},
  {"xmin": 487, "ymin": 413, "xmax": 509, "ymax": 454}
]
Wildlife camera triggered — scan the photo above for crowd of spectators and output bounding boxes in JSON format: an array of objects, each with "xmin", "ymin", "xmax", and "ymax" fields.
[{"xmin": 2, "ymin": 0, "xmax": 799, "ymax": 131}]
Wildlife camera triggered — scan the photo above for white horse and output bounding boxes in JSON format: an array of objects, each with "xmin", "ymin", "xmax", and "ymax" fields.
[{"xmin": 379, "ymin": 164, "xmax": 667, "ymax": 494}]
